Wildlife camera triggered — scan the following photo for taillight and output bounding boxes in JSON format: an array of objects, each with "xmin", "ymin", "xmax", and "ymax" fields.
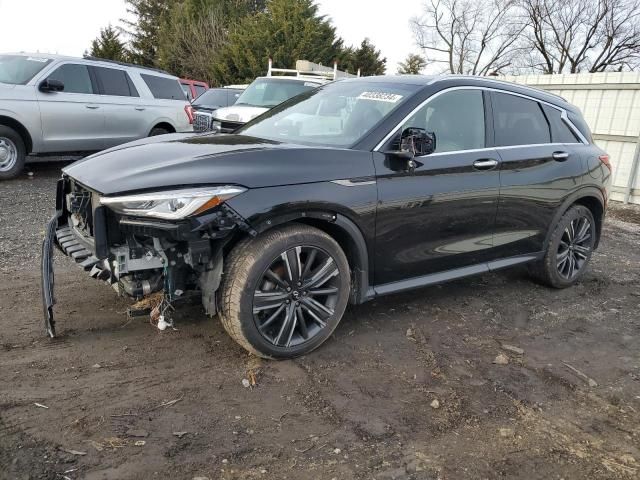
[
  {"xmin": 184, "ymin": 105, "xmax": 194, "ymax": 124},
  {"xmin": 599, "ymin": 154, "xmax": 612, "ymax": 171}
]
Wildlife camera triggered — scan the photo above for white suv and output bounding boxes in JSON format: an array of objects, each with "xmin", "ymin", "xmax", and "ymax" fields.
[
  {"xmin": 0, "ymin": 53, "xmax": 194, "ymax": 179},
  {"xmin": 203, "ymin": 60, "xmax": 358, "ymax": 134}
]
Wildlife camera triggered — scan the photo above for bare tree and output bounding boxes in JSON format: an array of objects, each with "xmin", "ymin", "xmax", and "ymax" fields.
[
  {"xmin": 158, "ymin": 7, "xmax": 227, "ymax": 84},
  {"xmin": 411, "ymin": 0, "xmax": 526, "ymax": 75},
  {"xmin": 521, "ymin": 0, "xmax": 640, "ymax": 73}
]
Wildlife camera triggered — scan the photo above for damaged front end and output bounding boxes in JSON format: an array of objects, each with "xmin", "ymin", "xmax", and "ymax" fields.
[{"xmin": 41, "ymin": 176, "xmax": 254, "ymax": 338}]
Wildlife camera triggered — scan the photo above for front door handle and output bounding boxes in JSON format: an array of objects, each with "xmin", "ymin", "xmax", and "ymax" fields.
[
  {"xmin": 552, "ymin": 151, "xmax": 569, "ymax": 161},
  {"xmin": 135, "ymin": 106, "xmax": 146, "ymax": 111},
  {"xmin": 473, "ymin": 158, "xmax": 498, "ymax": 170},
  {"xmin": 85, "ymin": 105, "xmax": 99, "ymax": 109}
]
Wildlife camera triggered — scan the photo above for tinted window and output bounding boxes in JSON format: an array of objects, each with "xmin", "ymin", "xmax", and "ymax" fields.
[
  {"xmin": 192, "ymin": 89, "xmax": 228, "ymax": 108},
  {"xmin": 541, "ymin": 104, "xmax": 580, "ymax": 143},
  {"xmin": 48, "ymin": 63, "xmax": 93, "ymax": 94},
  {"xmin": 94, "ymin": 67, "xmax": 136, "ymax": 96},
  {"xmin": 180, "ymin": 83, "xmax": 192, "ymax": 100},
  {"xmin": 194, "ymin": 84, "xmax": 207, "ymax": 98},
  {"xmin": 143, "ymin": 74, "xmax": 186, "ymax": 100},
  {"xmin": 493, "ymin": 93, "xmax": 550, "ymax": 146},
  {"xmin": 568, "ymin": 112, "xmax": 592, "ymax": 143},
  {"xmin": 401, "ymin": 89, "xmax": 485, "ymax": 153}
]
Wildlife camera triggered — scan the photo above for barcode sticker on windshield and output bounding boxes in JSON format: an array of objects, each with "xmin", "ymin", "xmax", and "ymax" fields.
[
  {"xmin": 358, "ymin": 91, "xmax": 403, "ymax": 103},
  {"xmin": 27, "ymin": 57, "xmax": 49, "ymax": 63}
]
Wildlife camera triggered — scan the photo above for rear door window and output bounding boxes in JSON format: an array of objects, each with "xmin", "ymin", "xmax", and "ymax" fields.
[
  {"xmin": 492, "ymin": 92, "xmax": 551, "ymax": 146},
  {"xmin": 93, "ymin": 67, "xmax": 138, "ymax": 97},
  {"xmin": 142, "ymin": 74, "xmax": 186, "ymax": 100},
  {"xmin": 47, "ymin": 63, "xmax": 93, "ymax": 94}
]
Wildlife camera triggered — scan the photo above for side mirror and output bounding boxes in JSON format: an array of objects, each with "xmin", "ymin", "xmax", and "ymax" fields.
[
  {"xmin": 399, "ymin": 127, "xmax": 436, "ymax": 157},
  {"xmin": 39, "ymin": 79, "xmax": 64, "ymax": 93},
  {"xmin": 383, "ymin": 127, "xmax": 435, "ymax": 172}
]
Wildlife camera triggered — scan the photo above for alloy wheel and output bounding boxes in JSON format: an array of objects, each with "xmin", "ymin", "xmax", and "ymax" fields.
[
  {"xmin": 556, "ymin": 216, "xmax": 593, "ymax": 279},
  {"xmin": 252, "ymin": 245, "xmax": 341, "ymax": 348},
  {"xmin": 0, "ymin": 137, "xmax": 18, "ymax": 172}
]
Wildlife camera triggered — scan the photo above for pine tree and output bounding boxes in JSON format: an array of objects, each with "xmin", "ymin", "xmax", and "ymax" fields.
[
  {"xmin": 340, "ymin": 38, "xmax": 386, "ymax": 76},
  {"xmin": 89, "ymin": 26, "xmax": 129, "ymax": 62},
  {"xmin": 397, "ymin": 53, "xmax": 427, "ymax": 75},
  {"xmin": 214, "ymin": 0, "xmax": 344, "ymax": 84},
  {"xmin": 121, "ymin": 0, "xmax": 175, "ymax": 67}
]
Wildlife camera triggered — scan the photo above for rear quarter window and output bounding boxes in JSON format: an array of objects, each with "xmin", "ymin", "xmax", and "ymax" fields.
[
  {"xmin": 541, "ymin": 104, "xmax": 581, "ymax": 143},
  {"xmin": 143, "ymin": 74, "xmax": 186, "ymax": 100}
]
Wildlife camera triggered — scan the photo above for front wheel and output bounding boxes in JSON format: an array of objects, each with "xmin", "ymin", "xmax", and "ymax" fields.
[
  {"xmin": 0, "ymin": 126, "xmax": 26, "ymax": 180},
  {"xmin": 529, "ymin": 205, "xmax": 596, "ymax": 288},
  {"xmin": 219, "ymin": 224, "xmax": 351, "ymax": 359}
]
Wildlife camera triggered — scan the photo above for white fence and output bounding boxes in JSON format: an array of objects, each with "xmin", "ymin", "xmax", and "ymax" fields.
[{"xmin": 498, "ymin": 72, "xmax": 640, "ymax": 205}]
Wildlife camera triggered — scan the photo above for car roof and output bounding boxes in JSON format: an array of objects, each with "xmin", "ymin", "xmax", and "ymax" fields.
[
  {"xmin": 256, "ymin": 75, "xmax": 329, "ymax": 85},
  {"xmin": 340, "ymin": 74, "xmax": 571, "ymax": 109},
  {"xmin": 7, "ymin": 52, "xmax": 177, "ymax": 79}
]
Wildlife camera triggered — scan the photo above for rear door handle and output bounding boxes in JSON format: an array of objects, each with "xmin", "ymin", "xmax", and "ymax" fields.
[
  {"xmin": 473, "ymin": 158, "xmax": 498, "ymax": 170},
  {"xmin": 552, "ymin": 151, "xmax": 570, "ymax": 161},
  {"xmin": 85, "ymin": 105, "xmax": 99, "ymax": 109},
  {"xmin": 135, "ymin": 107, "xmax": 146, "ymax": 111}
]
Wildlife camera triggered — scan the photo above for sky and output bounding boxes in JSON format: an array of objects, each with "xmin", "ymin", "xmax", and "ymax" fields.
[{"xmin": 0, "ymin": 0, "xmax": 425, "ymax": 74}]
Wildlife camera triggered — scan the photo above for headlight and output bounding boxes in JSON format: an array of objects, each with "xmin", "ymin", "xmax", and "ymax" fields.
[
  {"xmin": 211, "ymin": 120, "xmax": 222, "ymax": 133},
  {"xmin": 100, "ymin": 186, "xmax": 246, "ymax": 220}
]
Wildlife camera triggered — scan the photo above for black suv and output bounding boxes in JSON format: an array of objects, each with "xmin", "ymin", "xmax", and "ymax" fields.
[{"xmin": 42, "ymin": 75, "xmax": 611, "ymax": 358}]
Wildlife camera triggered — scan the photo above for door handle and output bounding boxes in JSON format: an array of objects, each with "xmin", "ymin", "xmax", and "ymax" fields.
[
  {"xmin": 473, "ymin": 158, "xmax": 498, "ymax": 170},
  {"xmin": 85, "ymin": 105, "xmax": 99, "ymax": 109},
  {"xmin": 552, "ymin": 151, "xmax": 569, "ymax": 161},
  {"xmin": 135, "ymin": 107, "xmax": 146, "ymax": 111}
]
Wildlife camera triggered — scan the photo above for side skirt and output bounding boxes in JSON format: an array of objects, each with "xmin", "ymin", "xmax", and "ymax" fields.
[{"xmin": 371, "ymin": 253, "xmax": 542, "ymax": 298}]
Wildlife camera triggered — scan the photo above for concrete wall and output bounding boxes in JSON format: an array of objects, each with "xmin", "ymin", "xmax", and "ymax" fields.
[{"xmin": 498, "ymin": 72, "xmax": 640, "ymax": 204}]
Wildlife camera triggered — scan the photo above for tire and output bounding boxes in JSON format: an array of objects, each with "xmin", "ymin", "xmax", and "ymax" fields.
[
  {"xmin": 149, "ymin": 127, "xmax": 170, "ymax": 137},
  {"xmin": 0, "ymin": 126, "xmax": 26, "ymax": 180},
  {"xmin": 528, "ymin": 205, "xmax": 596, "ymax": 288},
  {"xmin": 219, "ymin": 224, "xmax": 351, "ymax": 359}
]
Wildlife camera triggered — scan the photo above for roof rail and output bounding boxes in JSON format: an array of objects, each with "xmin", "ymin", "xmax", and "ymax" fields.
[
  {"xmin": 266, "ymin": 59, "xmax": 360, "ymax": 81},
  {"xmin": 82, "ymin": 56, "xmax": 172, "ymax": 76}
]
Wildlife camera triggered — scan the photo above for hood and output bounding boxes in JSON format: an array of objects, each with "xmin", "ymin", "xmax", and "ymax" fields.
[
  {"xmin": 212, "ymin": 105, "xmax": 269, "ymax": 123},
  {"xmin": 63, "ymin": 133, "xmax": 374, "ymax": 195}
]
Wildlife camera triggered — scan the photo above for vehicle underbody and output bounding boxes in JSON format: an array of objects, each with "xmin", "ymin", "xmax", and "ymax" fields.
[{"xmin": 42, "ymin": 177, "xmax": 255, "ymax": 337}]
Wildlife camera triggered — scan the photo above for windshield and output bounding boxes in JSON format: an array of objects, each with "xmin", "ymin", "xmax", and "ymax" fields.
[
  {"xmin": 235, "ymin": 78, "xmax": 318, "ymax": 108},
  {"xmin": 237, "ymin": 80, "xmax": 420, "ymax": 147},
  {"xmin": 193, "ymin": 89, "xmax": 230, "ymax": 107},
  {"xmin": 0, "ymin": 55, "xmax": 52, "ymax": 85}
]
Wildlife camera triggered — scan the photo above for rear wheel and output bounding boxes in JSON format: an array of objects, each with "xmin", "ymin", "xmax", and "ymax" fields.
[
  {"xmin": 149, "ymin": 127, "xmax": 170, "ymax": 137},
  {"xmin": 0, "ymin": 126, "xmax": 26, "ymax": 180},
  {"xmin": 529, "ymin": 205, "xmax": 596, "ymax": 288},
  {"xmin": 220, "ymin": 224, "xmax": 351, "ymax": 359}
]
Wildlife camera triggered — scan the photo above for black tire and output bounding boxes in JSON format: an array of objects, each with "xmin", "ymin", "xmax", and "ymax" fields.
[
  {"xmin": 149, "ymin": 127, "xmax": 170, "ymax": 137},
  {"xmin": 0, "ymin": 126, "xmax": 26, "ymax": 180},
  {"xmin": 528, "ymin": 205, "xmax": 596, "ymax": 288},
  {"xmin": 219, "ymin": 224, "xmax": 351, "ymax": 359}
]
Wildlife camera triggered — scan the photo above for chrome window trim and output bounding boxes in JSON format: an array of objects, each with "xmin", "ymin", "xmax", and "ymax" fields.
[{"xmin": 373, "ymin": 85, "xmax": 589, "ymax": 152}]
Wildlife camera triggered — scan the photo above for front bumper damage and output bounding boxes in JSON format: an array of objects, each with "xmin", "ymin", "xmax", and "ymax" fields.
[{"xmin": 41, "ymin": 177, "xmax": 255, "ymax": 338}]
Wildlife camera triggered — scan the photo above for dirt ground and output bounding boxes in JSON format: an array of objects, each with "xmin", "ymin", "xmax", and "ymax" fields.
[{"xmin": 1, "ymin": 162, "xmax": 639, "ymax": 480}]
